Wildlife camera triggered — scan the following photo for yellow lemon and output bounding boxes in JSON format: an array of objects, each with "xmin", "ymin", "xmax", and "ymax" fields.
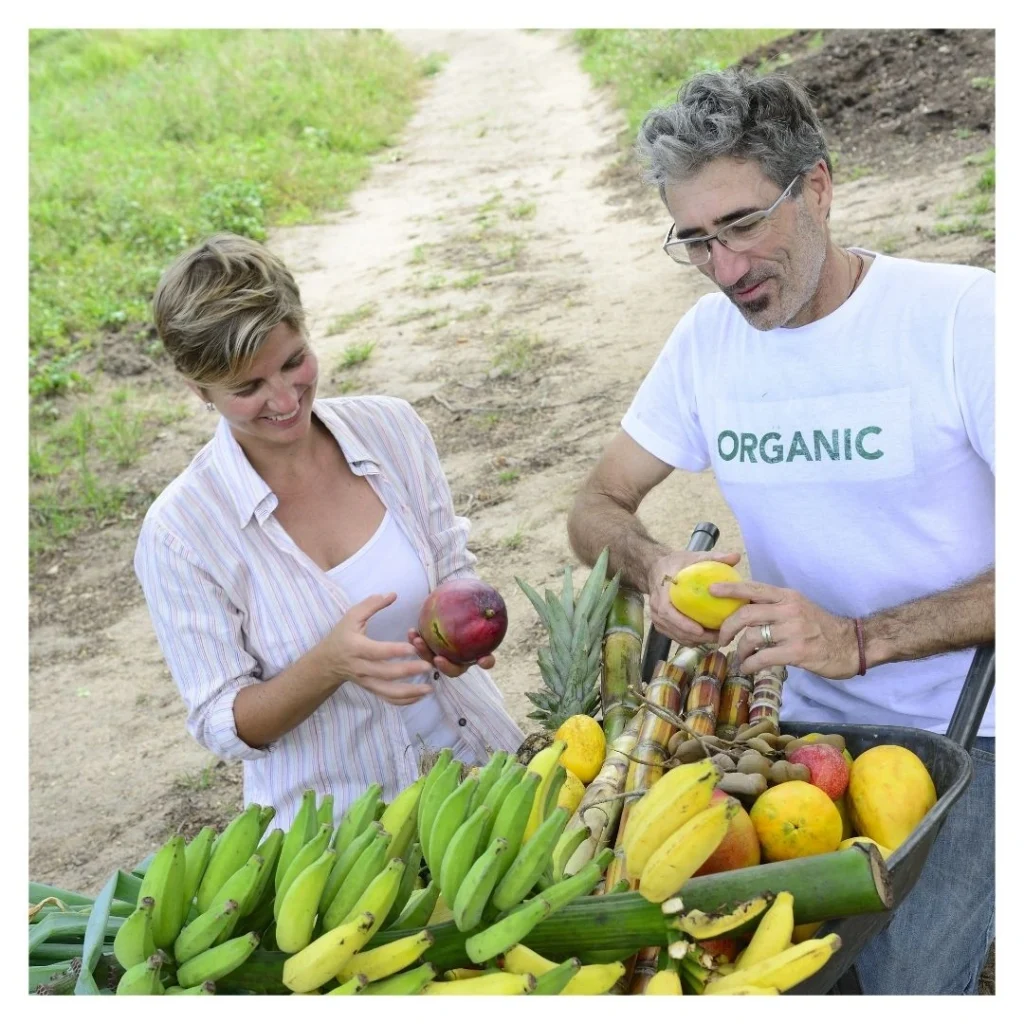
[
  {"xmin": 554, "ymin": 714, "xmax": 606, "ymax": 784},
  {"xmin": 556, "ymin": 769, "xmax": 586, "ymax": 816},
  {"xmin": 666, "ymin": 561, "xmax": 747, "ymax": 629}
]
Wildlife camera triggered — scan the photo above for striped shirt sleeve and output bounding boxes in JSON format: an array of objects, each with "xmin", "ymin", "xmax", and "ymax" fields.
[{"xmin": 133, "ymin": 523, "xmax": 271, "ymax": 762}]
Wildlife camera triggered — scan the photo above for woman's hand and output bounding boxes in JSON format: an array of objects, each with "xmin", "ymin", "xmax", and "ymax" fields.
[
  {"xmin": 318, "ymin": 593, "xmax": 434, "ymax": 705},
  {"xmin": 407, "ymin": 628, "xmax": 497, "ymax": 678}
]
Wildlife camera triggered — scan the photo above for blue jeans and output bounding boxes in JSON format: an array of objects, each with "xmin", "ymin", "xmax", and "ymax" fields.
[{"xmin": 854, "ymin": 737, "xmax": 995, "ymax": 994}]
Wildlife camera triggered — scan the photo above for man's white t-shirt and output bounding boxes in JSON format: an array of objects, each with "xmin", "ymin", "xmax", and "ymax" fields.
[{"xmin": 622, "ymin": 251, "xmax": 994, "ymax": 737}]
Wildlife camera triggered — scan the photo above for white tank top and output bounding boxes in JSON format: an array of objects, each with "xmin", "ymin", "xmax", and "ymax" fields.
[{"xmin": 326, "ymin": 510, "xmax": 469, "ymax": 760}]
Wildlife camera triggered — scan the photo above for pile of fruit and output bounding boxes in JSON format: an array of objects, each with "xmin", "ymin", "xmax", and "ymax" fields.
[{"xmin": 28, "ymin": 553, "xmax": 940, "ymax": 996}]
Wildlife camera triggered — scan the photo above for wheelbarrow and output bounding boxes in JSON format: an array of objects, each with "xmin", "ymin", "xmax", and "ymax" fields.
[{"xmin": 641, "ymin": 522, "xmax": 995, "ymax": 995}]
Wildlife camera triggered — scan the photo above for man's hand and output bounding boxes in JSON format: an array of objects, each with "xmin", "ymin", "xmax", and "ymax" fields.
[
  {"xmin": 648, "ymin": 550, "xmax": 743, "ymax": 647},
  {"xmin": 407, "ymin": 628, "xmax": 497, "ymax": 678},
  {"xmin": 713, "ymin": 580, "xmax": 859, "ymax": 679}
]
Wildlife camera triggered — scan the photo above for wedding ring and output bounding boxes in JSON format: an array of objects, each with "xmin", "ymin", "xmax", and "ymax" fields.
[{"xmin": 760, "ymin": 622, "xmax": 775, "ymax": 648}]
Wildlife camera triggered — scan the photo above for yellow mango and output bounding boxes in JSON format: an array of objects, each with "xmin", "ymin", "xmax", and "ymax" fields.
[{"xmin": 848, "ymin": 745, "xmax": 936, "ymax": 849}]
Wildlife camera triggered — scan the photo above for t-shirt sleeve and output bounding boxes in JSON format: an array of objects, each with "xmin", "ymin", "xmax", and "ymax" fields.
[
  {"xmin": 951, "ymin": 271, "xmax": 995, "ymax": 472},
  {"xmin": 621, "ymin": 308, "xmax": 710, "ymax": 472}
]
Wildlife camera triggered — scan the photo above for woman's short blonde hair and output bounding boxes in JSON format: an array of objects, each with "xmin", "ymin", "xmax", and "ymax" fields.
[{"xmin": 152, "ymin": 233, "xmax": 308, "ymax": 388}]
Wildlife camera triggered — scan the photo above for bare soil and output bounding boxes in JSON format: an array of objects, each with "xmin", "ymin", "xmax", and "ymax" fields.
[{"xmin": 27, "ymin": 30, "xmax": 995, "ymax": 986}]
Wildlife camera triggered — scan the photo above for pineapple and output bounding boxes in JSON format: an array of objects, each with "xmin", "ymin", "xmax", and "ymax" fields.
[{"xmin": 514, "ymin": 548, "xmax": 621, "ymax": 757}]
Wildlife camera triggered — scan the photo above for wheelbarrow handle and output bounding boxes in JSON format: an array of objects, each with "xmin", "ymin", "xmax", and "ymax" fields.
[
  {"xmin": 945, "ymin": 641, "xmax": 995, "ymax": 749},
  {"xmin": 639, "ymin": 521, "xmax": 720, "ymax": 685}
]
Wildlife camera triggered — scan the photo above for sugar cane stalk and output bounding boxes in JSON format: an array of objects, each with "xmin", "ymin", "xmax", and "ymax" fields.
[{"xmin": 600, "ymin": 589, "xmax": 644, "ymax": 742}]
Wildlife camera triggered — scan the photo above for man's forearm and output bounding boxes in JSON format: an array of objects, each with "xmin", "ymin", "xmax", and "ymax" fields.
[
  {"xmin": 863, "ymin": 568, "xmax": 994, "ymax": 668},
  {"xmin": 567, "ymin": 489, "xmax": 670, "ymax": 594}
]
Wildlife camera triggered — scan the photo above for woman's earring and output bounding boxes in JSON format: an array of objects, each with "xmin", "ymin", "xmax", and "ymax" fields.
[{"xmin": 205, "ymin": 402, "xmax": 215, "ymax": 412}]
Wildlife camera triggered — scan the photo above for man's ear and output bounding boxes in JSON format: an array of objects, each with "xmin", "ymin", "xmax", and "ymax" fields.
[{"xmin": 803, "ymin": 158, "xmax": 833, "ymax": 224}]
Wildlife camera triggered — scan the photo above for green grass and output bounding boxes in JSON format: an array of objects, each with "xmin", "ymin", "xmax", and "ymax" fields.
[
  {"xmin": 29, "ymin": 29, "xmax": 426, "ymax": 390},
  {"xmin": 327, "ymin": 302, "xmax": 378, "ymax": 335},
  {"xmin": 497, "ymin": 469, "xmax": 520, "ymax": 484},
  {"xmin": 573, "ymin": 29, "xmax": 791, "ymax": 138},
  {"xmin": 509, "ymin": 202, "xmax": 537, "ymax": 221},
  {"xmin": 337, "ymin": 341, "xmax": 377, "ymax": 369}
]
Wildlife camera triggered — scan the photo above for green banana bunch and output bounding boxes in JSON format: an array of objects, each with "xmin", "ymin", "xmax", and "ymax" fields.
[
  {"xmin": 491, "ymin": 807, "xmax": 570, "ymax": 912},
  {"xmin": 466, "ymin": 751, "xmax": 508, "ymax": 816},
  {"xmin": 417, "ymin": 760, "xmax": 461, "ymax": 860},
  {"xmin": 392, "ymin": 878, "xmax": 440, "ymax": 930},
  {"xmin": 361, "ymin": 961, "xmax": 436, "ymax": 994},
  {"xmin": 115, "ymin": 951, "xmax": 168, "ymax": 995},
  {"xmin": 197, "ymin": 804, "xmax": 262, "ymax": 913},
  {"xmin": 321, "ymin": 829, "xmax": 390, "ymax": 932},
  {"xmin": 181, "ymin": 827, "xmax": 217, "ymax": 920},
  {"xmin": 380, "ymin": 776, "xmax": 426, "ymax": 861},
  {"xmin": 319, "ymin": 821, "xmax": 386, "ymax": 918},
  {"xmin": 176, "ymin": 931, "xmax": 260, "ymax": 989},
  {"xmin": 136, "ymin": 833, "xmax": 186, "ymax": 950},
  {"xmin": 205, "ymin": 853, "xmax": 264, "ymax": 943},
  {"xmin": 340, "ymin": 857, "xmax": 405, "ymax": 940},
  {"xmin": 416, "ymin": 749, "xmax": 454, "ymax": 839},
  {"xmin": 333, "ymin": 783, "xmax": 382, "ymax": 854},
  {"xmin": 113, "ymin": 896, "xmax": 156, "ymax": 970},
  {"xmin": 275, "ymin": 848, "xmax": 337, "ymax": 954},
  {"xmin": 273, "ymin": 822, "xmax": 333, "ymax": 919},
  {"xmin": 275, "ymin": 791, "xmax": 319, "ymax": 893},
  {"xmin": 173, "ymin": 899, "xmax": 240, "ymax": 964},
  {"xmin": 281, "ymin": 911, "xmax": 376, "ymax": 993},
  {"xmin": 453, "ymin": 836, "xmax": 508, "ymax": 932},
  {"xmin": 425, "ymin": 774, "xmax": 478, "ymax": 876},
  {"xmin": 438, "ymin": 805, "xmax": 491, "ymax": 909},
  {"xmin": 382, "ymin": 842, "xmax": 422, "ymax": 930}
]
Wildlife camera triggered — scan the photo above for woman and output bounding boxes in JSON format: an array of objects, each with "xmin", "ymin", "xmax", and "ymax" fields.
[{"xmin": 134, "ymin": 233, "xmax": 525, "ymax": 831}]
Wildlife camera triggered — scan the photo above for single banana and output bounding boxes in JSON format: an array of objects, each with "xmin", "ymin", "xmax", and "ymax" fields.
[
  {"xmin": 549, "ymin": 824, "xmax": 590, "ymax": 883},
  {"xmin": 522, "ymin": 740, "xmax": 567, "ymax": 842},
  {"xmin": 645, "ymin": 968, "xmax": 683, "ymax": 995},
  {"xmin": 531, "ymin": 847, "xmax": 614, "ymax": 915},
  {"xmin": 486, "ymin": 770, "xmax": 542, "ymax": 878},
  {"xmin": 165, "ymin": 981, "xmax": 217, "ymax": 994},
  {"xmin": 705, "ymin": 983, "xmax": 780, "ymax": 994},
  {"xmin": 274, "ymin": 822, "xmax": 333, "ymax": 919},
  {"xmin": 316, "ymin": 794, "xmax": 335, "ymax": 829},
  {"xmin": 499, "ymin": 944, "xmax": 626, "ymax": 996},
  {"xmin": 197, "ymin": 804, "xmax": 262, "ymax": 913},
  {"xmin": 623, "ymin": 761, "xmax": 719, "ymax": 879},
  {"xmin": 112, "ymin": 896, "xmax": 156, "ymax": 970},
  {"xmin": 238, "ymin": 828, "xmax": 284, "ymax": 920},
  {"xmin": 320, "ymin": 821, "xmax": 386, "ymax": 917},
  {"xmin": 416, "ymin": 749, "xmax": 454, "ymax": 839},
  {"xmin": 639, "ymin": 798, "xmax": 737, "ymax": 903},
  {"xmin": 465, "ymin": 896, "xmax": 552, "ymax": 964},
  {"xmin": 423, "ymin": 972, "xmax": 536, "ymax": 995},
  {"xmin": 676, "ymin": 894, "xmax": 770, "ymax": 941},
  {"xmin": 392, "ymin": 878, "xmax": 440, "ymax": 930},
  {"xmin": 561, "ymin": 959, "xmax": 626, "ymax": 995},
  {"xmin": 275, "ymin": 791, "xmax": 319, "ymax": 893},
  {"xmin": 175, "ymin": 931, "xmax": 260, "ymax": 989},
  {"xmin": 466, "ymin": 750, "xmax": 508, "ymax": 816},
  {"xmin": 425, "ymin": 774, "xmax": 478, "ymax": 875},
  {"xmin": 173, "ymin": 899, "xmax": 240, "ymax": 965},
  {"xmin": 257, "ymin": 805, "xmax": 277, "ymax": 836},
  {"xmin": 325, "ymin": 973, "xmax": 368, "ymax": 994},
  {"xmin": 361, "ymin": 961, "xmax": 436, "ymax": 995},
  {"xmin": 181, "ymin": 827, "xmax": 217, "ymax": 921},
  {"xmin": 321, "ymin": 830, "xmax": 390, "ymax": 932},
  {"xmin": 703, "ymin": 934, "xmax": 842, "ymax": 994},
  {"xmin": 477, "ymin": 761, "xmax": 526, "ymax": 853},
  {"xmin": 444, "ymin": 968, "xmax": 490, "ymax": 980},
  {"xmin": 341, "ymin": 857, "xmax": 405, "ymax": 938},
  {"xmin": 136, "ymin": 833, "xmax": 187, "ymax": 951},
  {"xmin": 115, "ymin": 951, "xmax": 167, "ymax": 995},
  {"xmin": 275, "ymin": 848, "xmax": 337, "ymax": 954},
  {"xmin": 539, "ymin": 763, "xmax": 567, "ymax": 824},
  {"xmin": 382, "ymin": 841, "xmax": 422, "ymax": 930},
  {"xmin": 452, "ymin": 836, "xmax": 508, "ymax": 932},
  {"xmin": 380, "ymin": 775, "xmax": 427, "ymax": 861},
  {"xmin": 281, "ymin": 911, "xmax": 375, "ymax": 993},
  {"xmin": 417, "ymin": 760, "xmax": 462, "ymax": 861},
  {"xmin": 439, "ymin": 804, "xmax": 491, "ymax": 909},
  {"xmin": 529, "ymin": 957, "xmax": 581, "ymax": 994},
  {"xmin": 337, "ymin": 928, "xmax": 433, "ymax": 982},
  {"xmin": 735, "ymin": 891, "xmax": 794, "ymax": 969},
  {"xmin": 332, "ymin": 782, "xmax": 382, "ymax": 854},
  {"xmin": 206, "ymin": 853, "xmax": 264, "ymax": 943},
  {"xmin": 490, "ymin": 807, "xmax": 570, "ymax": 912}
]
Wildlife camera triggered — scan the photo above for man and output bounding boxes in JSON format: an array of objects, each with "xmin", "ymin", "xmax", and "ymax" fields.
[{"xmin": 567, "ymin": 69, "xmax": 994, "ymax": 994}]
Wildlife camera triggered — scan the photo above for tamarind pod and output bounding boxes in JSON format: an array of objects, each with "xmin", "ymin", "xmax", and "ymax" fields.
[
  {"xmin": 745, "ymin": 736, "xmax": 776, "ymax": 757},
  {"xmin": 710, "ymin": 753, "xmax": 737, "ymax": 773},
  {"xmin": 718, "ymin": 773, "xmax": 768, "ymax": 801},
  {"xmin": 769, "ymin": 761, "xmax": 811, "ymax": 785},
  {"xmin": 735, "ymin": 751, "xmax": 773, "ymax": 779},
  {"xmin": 734, "ymin": 720, "xmax": 777, "ymax": 743}
]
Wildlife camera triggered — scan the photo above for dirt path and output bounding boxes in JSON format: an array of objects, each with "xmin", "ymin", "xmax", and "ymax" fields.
[{"xmin": 29, "ymin": 29, "xmax": 993, "ymax": 895}]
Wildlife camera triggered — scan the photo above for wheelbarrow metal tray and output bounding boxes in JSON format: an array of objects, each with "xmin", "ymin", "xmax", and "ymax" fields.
[{"xmin": 779, "ymin": 720, "xmax": 975, "ymax": 994}]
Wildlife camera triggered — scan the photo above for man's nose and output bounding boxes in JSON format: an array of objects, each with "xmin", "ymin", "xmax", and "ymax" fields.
[{"xmin": 707, "ymin": 240, "xmax": 752, "ymax": 289}]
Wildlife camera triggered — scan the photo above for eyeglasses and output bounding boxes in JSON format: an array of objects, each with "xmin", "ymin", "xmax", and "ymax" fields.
[{"xmin": 663, "ymin": 174, "xmax": 802, "ymax": 267}]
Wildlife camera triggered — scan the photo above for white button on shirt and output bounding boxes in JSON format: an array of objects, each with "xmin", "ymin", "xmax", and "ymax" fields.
[{"xmin": 133, "ymin": 396, "xmax": 524, "ymax": 831}]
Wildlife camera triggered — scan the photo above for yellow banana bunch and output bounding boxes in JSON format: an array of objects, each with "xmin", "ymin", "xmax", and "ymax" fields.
[
  {"xmin": 622, "ymin": 760, "xmax": 719, "ymax": 879},
  {"xmin": 734, "ymin": 891, "xmax": 794, "ymax": 969},
  {"xmin": 639, "ymin": 798, "xmax": 737, "ymax": 903},
  {"xmin": 703, "ymin": 934, "xmax": 842, "ymax": 994},
  {"xmin": 281, "ymin": 912, "xmax": 376, "ymax": 993}
]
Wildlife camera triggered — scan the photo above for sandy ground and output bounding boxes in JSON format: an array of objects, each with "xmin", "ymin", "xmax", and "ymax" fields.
[{"xmin": 29, "ymin": 29, "xmax": 994, "ymax": 897}]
